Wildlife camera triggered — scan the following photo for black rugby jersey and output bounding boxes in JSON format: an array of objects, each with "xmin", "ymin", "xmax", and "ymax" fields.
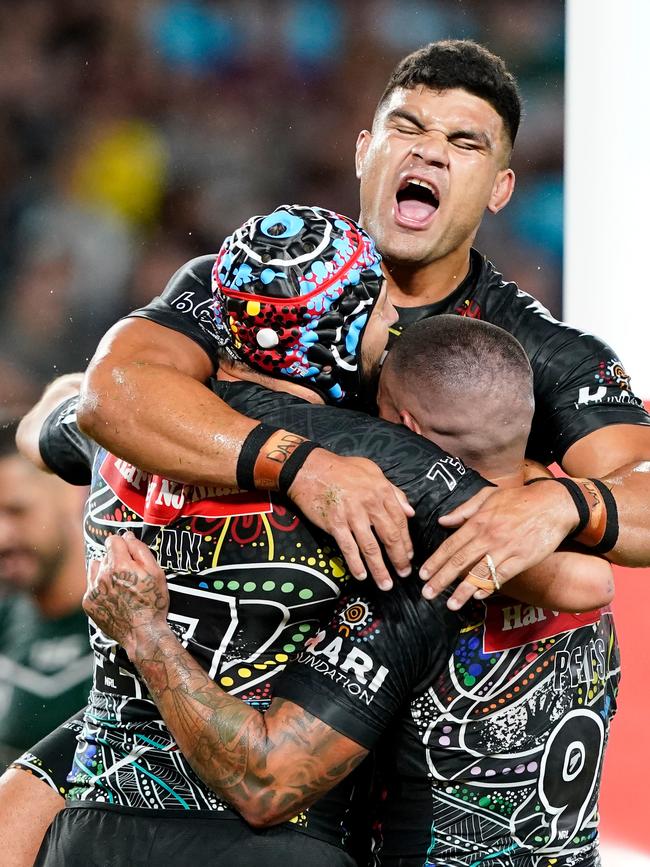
[
  {"xmin": 275, "ymin": 587, "xmax": 619, "ymax": 866},
  {"xmin": 128, "ymin": 251, "xmax": 649, "ymax": 465},
  {"xmin": 36, "ymin": 385, "xmax": 487, "ymax": 850}
]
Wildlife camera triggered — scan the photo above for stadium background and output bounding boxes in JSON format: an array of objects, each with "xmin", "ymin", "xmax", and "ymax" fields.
[{"xmin": 0, "ymin": 1, "xmax": 645, "ymax": 862}]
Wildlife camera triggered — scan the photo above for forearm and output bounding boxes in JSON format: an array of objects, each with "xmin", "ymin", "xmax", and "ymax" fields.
[
  {"xmin": 599, "ymin": 461, "xmax": 650, "ymax": 565},
  {"xmin": 79, "ymin": 357, "xmax": 256, "ymax": 487},
  {"xmin": 16, "ymin": 373, "xmax": 85, "ymax": 471},
  {"xmin": 560, "ymin": 425, "xmax": 650, "ymax": 566},
  {"xmin": 127, "ymin": 625, "xmax": 365, "ymax": 826},
  {"xmin": 506, "ymin": 551, "xmax": 614, "ymax": 612}
]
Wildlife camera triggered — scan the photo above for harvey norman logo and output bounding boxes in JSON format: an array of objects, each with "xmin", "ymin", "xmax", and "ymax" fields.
[{"xmin": 296, "ymin": 631, "xmax": 389, "ymax": 706}]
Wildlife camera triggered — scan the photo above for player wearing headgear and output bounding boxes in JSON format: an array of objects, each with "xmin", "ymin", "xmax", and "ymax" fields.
[
  {"xmin": 74, "ymin": 39, "xmax": 650, "ymax": 614},
  {"xmin": 212, "ymin": 205, "xmax": 384, "ymax": 403},
  {"xmin": 21, "ymin": 206, "xmax": 492, "ymax": 867},
  {"xmin": 24, "ymin": 313, "xmax": 615, "ymax": 867}
]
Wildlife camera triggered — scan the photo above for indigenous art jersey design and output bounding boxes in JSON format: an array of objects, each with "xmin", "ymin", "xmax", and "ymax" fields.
[
  {"xmin": 275, "ymin": 590, "xmax": 619, "ymax": 866},
  {"xmin": 130, "ymin": 252, "xmax": 649, "ymax": 466},
  {"xmin": 37, "ymin": 387, "xmax": 487, "ymax": 849}
]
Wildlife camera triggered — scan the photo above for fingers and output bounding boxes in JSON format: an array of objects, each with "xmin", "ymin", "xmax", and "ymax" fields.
[
  {"xmin": 123, "ymin": 532, "xmax": 161, "ymax": 572},
  {"xmin": 344, "ymin": 490, "xmax": 413, "ymax": 588},
  {"xmin": 289, "ymin": 452, "xmax": 414, "ymax": 590},
  {"xmin": 328, "ymin": 526, "xmax": 367, "ymax": 582},
  {"xmin": 392, "ymin": 486, "xmax": 415, "ymax": 519},
  {"xmin": 419, "ymin": 526, "xmax": 482, "ymax": 596},
  {"xmin": 374, "ymin": 492, "xmax": 413, "ymax": 576},
  {"xmin": 86, "ymin": 558, "xmax": 100, "ymax": 585},
  {"xmin": 446, "ymin": 579, "xmax": 482, "ymax": 610},
  {"xmin": 103, "ymin": 532, "xmax": 135, "ymax": 570},
  {"xmin": 348, "ymin": 517, "xmax": 393, "ymax": 590},
  {"xmin": 438, "ymin": 487, "xmax": 495, "ymax": 528}
]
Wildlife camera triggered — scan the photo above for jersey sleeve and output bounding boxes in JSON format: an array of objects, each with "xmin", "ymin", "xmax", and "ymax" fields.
[
  {"xmin": 487, "ymin": 284, "xmax": 650, "ymax": 464},
  {"xmin": 126, "ymin": 254, "xmax": 221, "ymax": 369},
  {"xmin": 10, "ymin": 711, "xmax": 84, "ymax": 796},
  {"xmin": 39, "ymin": 396, "xmax": 97, "ymax": 485},
  {"xmin": 214, "ymin": 382, "xmax": 492, "ymax": 559},
  {"xmin": 274, "ymin": 581, "xmax": 460, "ymax": 750}
]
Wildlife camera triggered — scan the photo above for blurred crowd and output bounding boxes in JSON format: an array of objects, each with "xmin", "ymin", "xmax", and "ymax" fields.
[{"xmin": 0, "ymin": 0, "xmax": 564, "ymax": 420}]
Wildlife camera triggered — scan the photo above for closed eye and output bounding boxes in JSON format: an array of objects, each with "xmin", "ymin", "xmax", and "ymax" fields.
[
  {"xmin": 449, "ymin": 131, "xmax": 491, "ymax": 152},
  {"xmin": 393, "ymin": 124, "xmax": 420, "ymax": 136},
  {"xmin": 452, "ymin": 139, "xmax": 481, "ymax": 150}
]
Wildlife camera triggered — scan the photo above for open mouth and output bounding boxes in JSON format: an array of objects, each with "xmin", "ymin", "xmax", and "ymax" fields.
[{"xmin": 395, "ymin": 178, "xmax": 439, "ymax": 226}]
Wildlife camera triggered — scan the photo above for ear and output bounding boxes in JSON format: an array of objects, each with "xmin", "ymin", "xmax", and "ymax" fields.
[
  {"xmin": 355, "ymin": 130, "xmax": 372, "ymax": 180},
  {"xmin": 400, "ymin": 409, "xmax": 422, "ymax": 435},
  {"xmin": 487, "ymin": 168, "xmax": 515, "ymax": 215}
]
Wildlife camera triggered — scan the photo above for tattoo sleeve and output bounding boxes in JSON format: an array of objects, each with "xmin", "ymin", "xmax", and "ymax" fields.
[{"xmin": 130, "ymin": 627, "xmax": 368, "ymax": 826}]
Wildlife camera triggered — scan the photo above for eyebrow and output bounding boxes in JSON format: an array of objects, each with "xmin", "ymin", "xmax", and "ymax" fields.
[
  {"xmin": 386, "ymin": 109, "xmax": 493, "ymax": 150},
  {"xmin": 449, "ymin": 129, "xmax": 493, "ymax": 150},
  {"xmin": 385, "ymin": 108, "xmax": 428, "ymax": 131}
]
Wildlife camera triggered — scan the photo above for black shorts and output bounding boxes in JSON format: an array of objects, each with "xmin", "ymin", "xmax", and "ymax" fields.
[
  {"xmin": 35, "ymin": 803, "xmax": 359, "ymax": 867},
  {"xmin": 11, "ymin": 711, "xmax": 83, "ymax": 796}
]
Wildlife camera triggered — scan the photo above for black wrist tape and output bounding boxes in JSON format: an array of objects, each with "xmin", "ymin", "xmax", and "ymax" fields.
[
  {"xmin": 236, "ymin": 423, "xmax": 280, "ymax": 491},
  {"xmin": 278, "ymin": 441, "xmax": 321, "ymax": 493},
  {"xmin": 524, "ymin": 476, "xmax": 591, "ymax": 535},
  {"xmin": 587, "ymin": 477, "xmax": 619, "ymax": 554}
]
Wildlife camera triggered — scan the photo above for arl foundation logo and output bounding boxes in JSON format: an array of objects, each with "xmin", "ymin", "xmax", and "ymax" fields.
[
  {"xmin": 298, "ymin": 629, "xmax": 389, "ymax": 706},
  {"xmin": 576, "ymin": 358, "xmax": 639, "ymax": 408},
  {"xmin": 99, "ymin": 454, "xmax": 271, "ymax": 525}
]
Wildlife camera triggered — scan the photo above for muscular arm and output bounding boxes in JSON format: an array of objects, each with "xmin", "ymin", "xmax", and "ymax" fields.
[
  {"xmin": 487, "ymin": 460, "xmax": 615, "ymax": 612},
  {"xmin": 420, "ymin": 423, "xmax": 650, "ymax": 603},
  {"xmin": 562, "ymin": 424, "xmax": 650, "ymax": 565},
  {"xmin": 130, "ymin": 629, "xmax": 367, "ymax": 827},
  {"xmin": 77, "ymin": 318, "xmax": 413, "ymax": 585},
  {"xmin": 77, "ymin": 318, "xmax": 251, "ymax": 484},
  {"xmin": 16, "ymin": 373, "xmax": 85, "ymax": 471},
  {"xmin": 505, "ymin": 551, "xmax": 614, "ymax": 612},
  {"xmin": 86, "ymin": 534, "xmax": 368, "ymax": 828}
]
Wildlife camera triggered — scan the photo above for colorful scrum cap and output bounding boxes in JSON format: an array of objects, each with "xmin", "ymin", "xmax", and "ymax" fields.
[{"xmin": 211, "ymin": 204, "xmax": 384, "ymax": 403}]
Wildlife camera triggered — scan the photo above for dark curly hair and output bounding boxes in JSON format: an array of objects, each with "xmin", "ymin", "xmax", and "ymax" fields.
[{"xmin": 376, "ymin": 40, "xmax": 522, "ymax": 148}]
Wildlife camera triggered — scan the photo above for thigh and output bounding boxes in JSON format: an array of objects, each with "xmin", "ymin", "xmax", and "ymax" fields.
[{"xmin": 0, "ymin": 767, "xmax": 64, "ymax": 867}]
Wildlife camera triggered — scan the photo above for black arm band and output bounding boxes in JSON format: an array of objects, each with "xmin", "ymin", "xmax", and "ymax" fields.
[
  {"xmin": 588, "ymin": 478, "xmax": 619, "ymax": 554},
  {"xmin": 524, "ymin": 476, "xmax": 591, "ymax": 536},
  {"xmin": 236, "ymin": 423, "xmax": 280, "ymax": 491},
  {"xmin": 278, "ymin": 441, "xmax": 321, "ymax": 494}
]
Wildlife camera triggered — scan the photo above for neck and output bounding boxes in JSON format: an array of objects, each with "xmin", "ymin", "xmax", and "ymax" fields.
[
  {"xmin": 383, "ymin": 242, "xmax": 473, "ymax": 308},
  {"xmin": 485, "ymin": 465, "xmax": 525, "ymax": 489},
  {"xmin": 36, "ymin": 530, "xmax": 86, "ymax": 619},
  {"xmin": 217, "ymin": 363, "xmax": 324, "ymax": 405}
]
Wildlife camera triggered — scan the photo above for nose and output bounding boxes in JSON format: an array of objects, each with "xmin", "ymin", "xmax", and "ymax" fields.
[{"xmin": 410, "ymin": 131, "xmax": 449, "ymax": 168}]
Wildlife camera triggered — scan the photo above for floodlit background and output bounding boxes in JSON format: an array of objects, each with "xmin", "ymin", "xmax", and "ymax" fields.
[{"xmin": 0, "ymin": 0, "xmax": 565, "ymax": 414}]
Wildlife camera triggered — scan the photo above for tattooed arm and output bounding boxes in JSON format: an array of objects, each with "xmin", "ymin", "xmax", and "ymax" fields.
[{"xmin": 84, "ymin": 534, "xmax": 368, "ymax": 827}]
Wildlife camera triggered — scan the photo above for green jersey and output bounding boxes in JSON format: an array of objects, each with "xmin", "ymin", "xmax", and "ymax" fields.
[{"xmin": 0, "ymin": 592, "xmax": 92, "ymax": 768}]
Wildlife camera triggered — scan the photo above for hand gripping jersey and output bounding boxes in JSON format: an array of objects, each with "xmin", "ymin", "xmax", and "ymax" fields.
[
  {"xmin": 274, "ymin": 585, "xmax": 619, "ymax": 866},
  {"xmin": 131, "ymin": 250, "xmax": 649, "ymax": 465},
  {"xmin": 33, "ymin": 384, "xmax": 487, "ymax": 852}
]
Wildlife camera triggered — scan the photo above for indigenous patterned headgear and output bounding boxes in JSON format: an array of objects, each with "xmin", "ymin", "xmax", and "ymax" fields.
[{"xmin": 211, "ymin": 204, "xmax": 384, "ymax": 404}]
